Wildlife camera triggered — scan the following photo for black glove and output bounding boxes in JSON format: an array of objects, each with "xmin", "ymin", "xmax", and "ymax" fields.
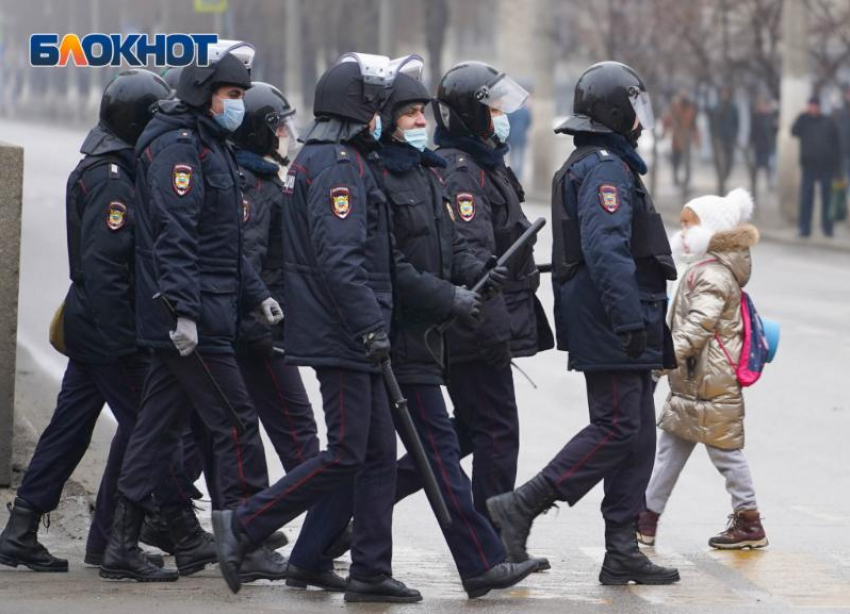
[
  {"xmin": 619, "ymin": 329, "xmax": 648, "ymax": 359},
  {"xmin": 238, "ymin": 336, "xmax": 275, "ymax": 359},
  {"xmin": 451, "ymin": 286, "xmax": 482, "ymax": 326},
  {"xmin": 362, "ymin": 329, "xmax": 391, "ymax": 365},
  {"xmin": 480, "ymin": 260, "xmax": 509, "ymax": 298},
  {"xmin": 481, "ymin": 341, "xmax": 511, "ymax": 369}
]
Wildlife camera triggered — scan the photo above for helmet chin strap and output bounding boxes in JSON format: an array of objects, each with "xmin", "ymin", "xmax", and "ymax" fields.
[{"xmin": 625, "ymin": 125, "xmax": 642, "ymax": 148}]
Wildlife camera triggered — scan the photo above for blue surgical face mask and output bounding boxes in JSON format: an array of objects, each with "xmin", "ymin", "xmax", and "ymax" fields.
[
  {"xmin": 492, "ymin": 113, "xmax": 511, "ymax": 143},
  {"xmin": 212, "ymin": 97, "xmax": 245, "ymax": 132},
  {"xmin": 402, "ymin": 127, "xmax": 428, "ymax": 151},
  {"xmin": 371, "ymin": 116, "xmax": 382, "ymax": 141}
]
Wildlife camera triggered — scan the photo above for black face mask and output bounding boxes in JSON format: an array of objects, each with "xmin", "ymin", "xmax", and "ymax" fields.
[{"xmin": 626, "ymin": 125, "xmax": 643, "ymax": 148}]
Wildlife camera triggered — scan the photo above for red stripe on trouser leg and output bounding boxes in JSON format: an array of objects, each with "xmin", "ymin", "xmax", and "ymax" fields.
[
  {"xmin": 263, "ymin": 357, "xmax": 305, "ymax": 464},
  {"xmin": 416, "ymin": 391, "xmax": 491, "ymax": 570},
  {"xmin": 242, "ymin": 371, "xmax": 347, "ymax": 526},
  {"xmin": 232, "ymin": 426, "xmax": 248, "ymax": 503},
  {"xmin": 556, "ymin": 374, "xmax": 621, "ymax": 485}
]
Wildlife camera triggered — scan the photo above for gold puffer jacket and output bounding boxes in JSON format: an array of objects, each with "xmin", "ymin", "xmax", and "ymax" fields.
[{"xmin": 658, "ymin": 224, "xmax": 759, "ymax": 450}]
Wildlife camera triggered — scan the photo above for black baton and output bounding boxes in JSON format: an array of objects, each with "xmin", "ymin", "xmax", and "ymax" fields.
[
  {"xmin": 424, "ymin": 217, "xmax": 547, "ymax": 367},
  {"xmin": 380, "ymin": 359, "xmax": 452, "ymax": 529},
  {"xmin": 154, "ymin": 293, "xmax": 246, "ymax": 436}
]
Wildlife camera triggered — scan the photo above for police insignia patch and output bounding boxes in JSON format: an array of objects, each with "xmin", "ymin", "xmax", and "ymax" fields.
[
  {"xmin": 106, "ymin": 201, "xmax": 127, "ymax": 231},
  {"xmin": 242, "ymin": 198, "xmax": 251, "ymax": 223},
  {"xmin": 330, "ymin": 186, "xmax": 352, "ymax": 219},
  {"xmin": 598, "ymin": 184, "xmax": 620, "ymax": 213},
  {"xmin": 456, "ymin": 192, "xmax": 475, "ymax": 222},
  {"xmin": 173, "ymin": 164, "xmax": 193, "ymax": 196}
]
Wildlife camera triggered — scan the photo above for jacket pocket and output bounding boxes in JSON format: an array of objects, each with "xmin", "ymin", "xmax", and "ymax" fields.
[
  {"xmin": 640, "ymin": 290, "xmax": 667, "ymax": 356},
  {"xmin": 199, "ymin": 272, "xmax": 238, "ymax": 341},
  {"xmin": 388, "ymin": 189, "xmax": 431, "ymax": 238}
]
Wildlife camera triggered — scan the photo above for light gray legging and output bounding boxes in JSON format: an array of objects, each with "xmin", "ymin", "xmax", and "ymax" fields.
[{"xmin": 646, "ymin": 429, "xmax": 757, "ymax": 514}]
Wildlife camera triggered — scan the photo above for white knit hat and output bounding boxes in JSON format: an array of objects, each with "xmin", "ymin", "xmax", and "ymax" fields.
[{"xmin": 684, "ymin": 188, "xmax": 754, "ymax": 236}]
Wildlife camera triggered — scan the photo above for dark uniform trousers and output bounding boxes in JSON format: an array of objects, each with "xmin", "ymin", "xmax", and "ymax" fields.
[
  {"xmin": 117, "ymin": 351, "xmax": 268, "ymax": 512},
  {"xmin": 235, "ymin": 368, "xmax": 396, "ymax": 580},
  {"xmin": 178, "ymin": 353, "xmax": 316, "ymax": 509},
  {"xmin": 540, "ymin": 370, "xmax": 656, "ymax": 525},
  {"xmin": 237, "ymin": 353, "xmax": 320, "ymax": 471},
  {"xmin": 288, "ymin": 383, "xmax": 506, "ymax": 580},
  {"xmin": 16, "ymin": 357, "xmax": 189, "ymax": 554},
  {"xmin": 396, "ymin": 360, "xmax": 519, "ymax": 520}
]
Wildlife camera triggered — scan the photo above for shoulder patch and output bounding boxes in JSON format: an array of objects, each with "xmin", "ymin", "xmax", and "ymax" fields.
[
  {"xmin": 330, "ymin": 186, "xmax": 352, "ymax": 219},
  {"xmin": 108, "ymin": 163, "xmax": 120, "ymax": 179},
  {"xmin": 173, "ymin": 164, "xmax": 193, "ymax": 196},
  {"xmin": 106, "ymin": 201, "xmax": 127, "ymax": 231},
  {"xmin": 598, "ymin": 184, "xmax": 620, "ymax": 214},
  {"xmin": 456, "ymin": 192, "xmax": 476, "ymax": 222}
]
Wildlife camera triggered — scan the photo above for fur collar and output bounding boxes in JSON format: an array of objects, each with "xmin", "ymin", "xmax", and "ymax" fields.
[{"xmin": 708, "ymin": 223, "xmax": 760, "ymax": 253}]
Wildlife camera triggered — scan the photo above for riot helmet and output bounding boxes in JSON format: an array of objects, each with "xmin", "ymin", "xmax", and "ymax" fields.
[
  {"xmin": 313, "ymin": 52, "xmax": 424, "ymax": 125},
  {"xmin": 380, "ymin": 72, "xmax": 431, "ymax": 135},
  {"xmin": 555, "ymin": 61, "xmax": 654, "ymax": 141},
  {"xmin": 434, "ymin": 61, "xmax": 528, "ymax": 139},
  {"xmin": 100, "ymin": 69, "xmax": 172, "ymax": 145},
  {"xmin": 232, "ymin": 82, "xmax": 297, "ymax": 160},
  {"xmin": 161, "ymin": 66, "xmax": 183, "ymax": 93},
  {"xmin": 176, "ymin": 41, "xmax": 255, "ymax": 108}
]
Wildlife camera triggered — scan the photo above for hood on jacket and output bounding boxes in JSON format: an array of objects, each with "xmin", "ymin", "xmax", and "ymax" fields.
[
  {"xmin": 709, "ymin": 223, "xmax": 759, "ymax": 287},
  {"xmin": 80, "ymin": 122, "xmax": 133, "ymax": 156}
]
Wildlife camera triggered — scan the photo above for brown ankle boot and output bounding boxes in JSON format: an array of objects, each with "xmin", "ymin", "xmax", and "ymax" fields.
[
  {"xmin": 637, "ymin": 510, "xmax": 660, "ymax": 546},
  {"xmin": 708, "ymin": 510, "xmax": 768, "ymax": 550}
]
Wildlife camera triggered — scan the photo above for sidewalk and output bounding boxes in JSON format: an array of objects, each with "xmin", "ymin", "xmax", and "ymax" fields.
[{"xmin": 649, "ymin": 151, "xmax": 850, "ymax": 251}]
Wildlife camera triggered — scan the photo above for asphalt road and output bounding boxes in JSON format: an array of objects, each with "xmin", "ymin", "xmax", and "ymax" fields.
[{"xmin": 2, "ymin": 118, "xmax": 849, "ymax": 613}]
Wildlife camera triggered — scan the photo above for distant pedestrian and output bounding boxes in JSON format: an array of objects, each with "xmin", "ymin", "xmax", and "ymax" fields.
[
  {"xmin": 507, "ymin": 101, "xmax": 532, "ymax": 182},
  {"xmin": 710, "ymin": 87, "xmax": 740, "ymax": 194},
  {"xmin": 792, "ymin": 96, "xmax": 841, "ymax": 237},
  {"xmin": 749, "ymin": 98, "xmax": 778, "ymax": 200},
  {"xmin": 638, "ymin": 188, "xmax": 768, "ymax": 552},
  {"xmin": 662, "ymin": 92, "xmax": 699, "ymax": 193}
]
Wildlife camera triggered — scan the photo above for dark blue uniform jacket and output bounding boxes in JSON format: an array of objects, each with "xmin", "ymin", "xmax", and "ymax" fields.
[
  {"xmin": 281, "ymin": 131, "xmax": 393, "ymax": 372},
  {"xmin": 63, "ymin": 124, "xmax": 137, "ymax": 364},
  {"xmin": 370, "ymin": 142, "xmax": 483, "ymax": 385},
  {"xmin": 134, "ymin": 100, "xmax": 270, "ymax": 354},
  {"xmin": 235, "ymin": 150, "xmax": 286, "ymax": 348},
  {"xmin": 435, "ymin": 129, "xmax": 553, "ymax": 364},
  {"xmin": 552, "ymin": 133, "xmax": 674, "ymax": 371}
]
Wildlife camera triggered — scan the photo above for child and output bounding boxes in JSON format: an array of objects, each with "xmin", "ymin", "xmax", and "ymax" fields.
[{"xmin": 638, "ymin": 188, "xmax": 768, "ymax": 550}]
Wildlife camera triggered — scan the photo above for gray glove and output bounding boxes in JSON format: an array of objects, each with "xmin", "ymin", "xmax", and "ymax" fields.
[
  {"xmin": 258, "ymin": 297, "xmax": 284, "ymax": 325},
  {"xmin": 169, "ymin": 317, "xmax": 198, "ymax": 357}
]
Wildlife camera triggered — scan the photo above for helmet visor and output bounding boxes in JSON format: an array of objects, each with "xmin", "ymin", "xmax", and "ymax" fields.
[
  {"xmin": 476, "ymin": 73, "xmax": 529, "ymax": 114},
  {"xmin": 209, "ymin": 40, "xmax": 256, "ymax": 70},
  {"xmin": 338, "ymin": 52, "xmax": 424, "ymax": 86},
  {"xmin": 629, "ymin": 87, "xmax": 655, "ymax": 130}
]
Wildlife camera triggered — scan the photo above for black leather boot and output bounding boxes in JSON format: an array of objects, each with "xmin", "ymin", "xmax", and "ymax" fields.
[
  {"xmin": 239, "ymin": 545, "xmax": 288, "ymax": 583},
  {"xmin": 84, "ymin": 548, "xmax": 164, "ymax": 568},
  {"xmin": 486, "ymin": 473, "xmax": 557, "ymax": 564},
  {"xmin": 211, "ymin": 509, "xmax": 255, "ymax": 594},
  {"xmin": 0, "ymin": 497, "xmax": 68, "ymax": 572},
  {"xmin": 99, "ymin": 497, "xmax": 178, "ymax": 581},
  {"xmin": 599, "ymin": 521, "xmax": 680, "ymax": 585},
  {"xmin": 163, "ymin": 505, "xmax": 217, "ymax": 576},
  {"xmin": 139, "ymin": 513, "xmax": 175, "ymax": 554},
  {"xmin": 285, "ymin": 562, "xmax": 347, "ymax": 592},
  {"xmin": 344, "ymin": 575, "xmax": 422, "ymax": 603},
  {"xmin": 461, "ymin": 559, "xmax": 539, "ymax": 599}
]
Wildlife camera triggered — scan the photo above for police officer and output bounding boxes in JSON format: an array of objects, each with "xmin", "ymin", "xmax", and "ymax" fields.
[
  {"xmin": 0, "ymin": 70, "xmax": 173, "ymax": 572},
  {"xmin": 100, "ymin": 48, "xmax": 286, "ymax": 583},
  {"xmin": 486, "ymin": 61, "xmax": 681, "ymax": 585},
  {"xmin": 211, "ymin": 54, "xmax": 420, "ymax": 603},
  {"xmin": 395, "ymin": 62, "xmax": 553, "ymax": 523},
  {"xmin": 231, "ymin": 82, "xmax": 320, "ymax": 470}
]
